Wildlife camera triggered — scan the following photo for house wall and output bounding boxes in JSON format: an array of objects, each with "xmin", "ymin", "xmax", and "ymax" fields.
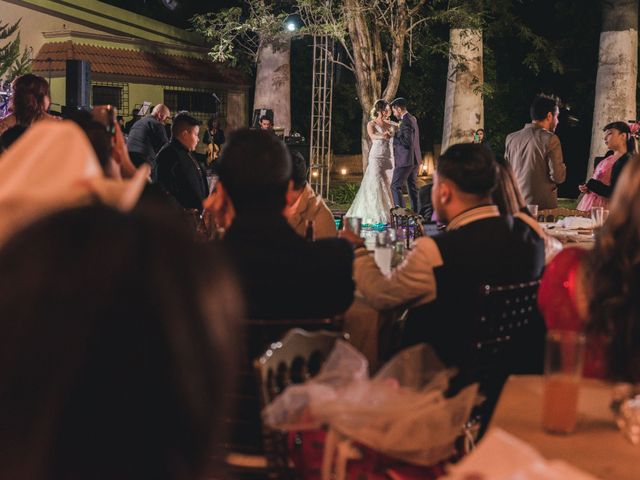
[{"xmin": 0, "ymin": 1, "xmax": 104, "ymax": 63}]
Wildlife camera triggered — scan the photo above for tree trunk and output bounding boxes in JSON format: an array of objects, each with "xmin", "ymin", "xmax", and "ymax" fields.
[
  {"xmin": 344, "ymin": 0, "xmax": 405, "ymax": 171},
  {"xmin": 441, "ymin": 28, "xmax": 484, "ymax": 151},
  {"xmin": 254, "ymin": 37, "xmax": 292, "ymax": 135},
  {"xmin": 588, "ymin": 0, "xmax": 638, "ymax": 177}
]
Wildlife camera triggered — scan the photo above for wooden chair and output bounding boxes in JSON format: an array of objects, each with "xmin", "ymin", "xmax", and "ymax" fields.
[
  {"xmin": 537, "ymin": 207, "xmax": 589, "ymax": 222},
  {"xmin": 223, "ymin": 321, "xmax": 343, "ymax": 478},
  {"xmin": 463, "ymin": 280, "xmax": 546, "ymax": 438},
  {"xmin": 390, "ymin": 206, "xmax": 425, "ymax": 245}
]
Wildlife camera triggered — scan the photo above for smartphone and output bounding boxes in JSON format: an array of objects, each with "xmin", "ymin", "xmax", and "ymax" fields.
[{"xmin": 92, "ymin": 105, "xmax": 118, "ymax": 136}]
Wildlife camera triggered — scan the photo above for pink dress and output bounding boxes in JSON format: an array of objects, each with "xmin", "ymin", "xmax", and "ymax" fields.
[{"xmin": 577, "ymin": 153, "xmax": 620, "ymax": 210}]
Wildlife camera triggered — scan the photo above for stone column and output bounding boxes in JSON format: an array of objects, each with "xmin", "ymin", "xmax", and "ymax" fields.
[
  {"xmin": 441, "ymin": 28, "xmax": 484, "ymax": 152},
  {"xmin": 253, "ymin": 37, "xmax": 291, "ymax": 135},
  {"xmin": 588, "ymin": 0, "xmax": 638, "ymax": 177}
]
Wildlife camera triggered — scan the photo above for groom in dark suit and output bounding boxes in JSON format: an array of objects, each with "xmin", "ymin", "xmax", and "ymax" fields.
[{"xmin": 390, "ymin": 98, "xmax": 421, "ymax": 211}]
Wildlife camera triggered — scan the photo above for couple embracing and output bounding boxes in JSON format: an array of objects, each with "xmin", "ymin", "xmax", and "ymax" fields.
[{"xmin": 345, "ymin": 97, "xmax": 421, "ymax": 225}]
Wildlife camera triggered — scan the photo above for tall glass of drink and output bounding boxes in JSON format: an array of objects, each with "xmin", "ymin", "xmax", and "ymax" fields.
[{"xmin": 542, "ymin": 330, "xmax": 586, "ymax": 434}]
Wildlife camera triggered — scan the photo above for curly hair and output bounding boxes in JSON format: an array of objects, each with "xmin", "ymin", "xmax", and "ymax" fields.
[
  {"xmin": 10, "ymin": 74, "xmax": 50, "ymax": 126},
  {"xmin": 369, "ymin": 99, "xmax": 388, "ymax": 120},
  {"xmin": 585, "ymin": 154, "xmax": 640, "ymax": 381}
]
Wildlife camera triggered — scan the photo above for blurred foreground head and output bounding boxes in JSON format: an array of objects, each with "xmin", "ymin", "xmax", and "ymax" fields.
[
  {"xmin": 587, "ymin": 154, "xmax": 640, "ymax": 381},
  {"xmin": 216, "ymin": 128, "xmax": 292, "ymax": 214},
  {"xmin": 0, "ymin": 205, "xmax": 243, "ymax": 480}
]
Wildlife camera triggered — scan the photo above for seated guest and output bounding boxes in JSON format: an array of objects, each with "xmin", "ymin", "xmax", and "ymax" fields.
[
  {"xmin": 285, "ymin": 151, "xmax": 337, "ymax": 239},
  {"xmin": 341, "ymin": 143, "xmax": 545, "ymax": 366},
  {"xmin": 215, "ymin": 128, "xmax": 354, "ymax": 319},
  {"xmin": 539, "ymin": 155, "xmax": 640, "ymax": 382},
  {"xmin": 203, "ymin": 116, "xmax": 225, "ymax": 165},
  {"xmin": 0, "ymin": 205, "xmax": 242, "ymax": 479},
  {"xmin": 577, "ymin": 121, "xmax": 634, "ymax": 210},
  {"xmin": 417, "ymin": 183, "xmax": 435, "ymax": 223},
  {"xmin": 156, "ymin": 113, "xmax": 209, "ymax": 212}
]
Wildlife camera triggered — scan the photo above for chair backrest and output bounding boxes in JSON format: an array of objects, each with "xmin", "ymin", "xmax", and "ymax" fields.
[
  {"xmin": 474, "ymin": 280, "xmax": 544, "ymax": 370},
  {"xmin": 538, "ymin": 207, "xmax": 589, "ymax": 222},
  {"xmin": 390, "ymin": 207, "xmax": 425, "ymax": 244},
  {"xmin": 254, "ymin": 328, "xmax": 350, "ymax": 408},
  {"xmin": 225, "ymin": 318, "xmax": 340, "ymax": 455},
  {"xmin": 467, "ymin": 280, "xmax": 545, "ymax": 436}
]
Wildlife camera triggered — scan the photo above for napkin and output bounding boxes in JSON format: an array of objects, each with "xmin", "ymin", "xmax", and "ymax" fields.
[
  {"xmin": 442, "ymin": 428, "xmax": 599, "ymax": 480},
  {"xmin": 556, "ymin": 217, "xmax": 593, "ymax": 230}
]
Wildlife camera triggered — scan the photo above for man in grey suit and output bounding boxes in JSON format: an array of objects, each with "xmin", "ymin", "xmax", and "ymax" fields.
[
  {"xmin": 504, "ymin": 94, "xmax": 567, "ymax": 209},
  {"xmin": 390, "ymin": 98, "xmax": 421, "ymax": 212}
]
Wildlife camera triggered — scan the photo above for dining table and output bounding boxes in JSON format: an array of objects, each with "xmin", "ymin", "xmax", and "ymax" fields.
[
  {"xmin": 540, "ymin": 219, "xmax": 596, "ymax": 247},
  {"xmin": 489, "ymin": 375, "xmax": 639, "ymax": 480}
]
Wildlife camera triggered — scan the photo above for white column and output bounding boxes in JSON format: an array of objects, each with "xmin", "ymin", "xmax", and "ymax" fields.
[
  {"xmin": 441, "ymin": 29, "xmax": 484, "ymax": 152},
  {"xmin": 588, "ymin": 29, "xmax": 637, "ymax": 177},
  {"xmin": 253, "ymin": 37, "xmax": 291, "ymax": 135}
]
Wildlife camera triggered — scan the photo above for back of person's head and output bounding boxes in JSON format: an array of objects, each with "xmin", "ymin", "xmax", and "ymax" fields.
[
  {"xmin": 603, "ymin": 121, "xmax": 636, "ymax": 153},
  {"xmin": 492, "ymin": 155, "xmax": 526, "ymax": 214},
  {"xmin": 529, "ymin": 94, "xmax": 560, "ymax": 121},
  {"xmin": 0, "ymin": 205, "xmax": 242, "ymax": 479},
  {"xmin": 67, "ymin": 110, "xmax": 113, "ymax": 173},
  {"xmin": 586, "ymin": 154, "xmax": 640, "ymax": 381},
  {"xmin": 217, "ymin": 128, "xmax": 292, "ymax": 213},
  {"xmin": 10, "ymin": 74, "xmax": 50, "ymax": 125},
  {"xmin": 436, "ymin": 143, "xmax": 498, "ymax": 198},
  {"xmin": 370, "ymin": 99, "xmax": 388, "ymax": 119},
  {"xmin": 289, "ymin": 150, "xmax": 308, "ymax": 190},
  {"xmin": 390, "ymin": 97, "xmax": 408, "ymax": 110},
  {"xmin": 0, "ymin": 125, "xmax": 27, "ymax": 151},
  {"xmin": 132, "ymin": 108, "xmax": 140, "ymax": 116},
  {"xmin": 171, "ymin": 112, "xmax": 201, "ymax": 138},
  {"xmin": 152, "ymin": 103, "xmax": 170, "ymax": 120},
  {"xmin": 207, "ymin": 116, "xmax": 218, "ymax": 130}
]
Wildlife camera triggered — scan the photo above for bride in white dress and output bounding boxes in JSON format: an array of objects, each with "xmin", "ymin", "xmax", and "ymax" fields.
[{"xmin": 345, "ymin": 99, "xmax": 395, "ymax": 225}]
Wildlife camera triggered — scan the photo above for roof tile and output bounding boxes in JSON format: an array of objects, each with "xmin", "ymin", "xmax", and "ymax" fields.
[{"xmin": 32, "ymin": 41, "xmax": 249, "ymax": 86}]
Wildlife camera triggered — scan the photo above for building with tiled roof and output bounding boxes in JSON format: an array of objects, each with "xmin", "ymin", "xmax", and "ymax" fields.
[{"xmin": 1, "ymin": 0, "xmax": 251, "ymax": 132}]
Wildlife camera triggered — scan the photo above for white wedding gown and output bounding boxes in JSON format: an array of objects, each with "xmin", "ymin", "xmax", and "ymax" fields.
[{"xmin": 345, "ymin": 123, "xmax": 394, "ymax": 225}]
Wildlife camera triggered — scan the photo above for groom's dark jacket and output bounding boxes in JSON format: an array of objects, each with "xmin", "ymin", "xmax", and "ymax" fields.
[{"xmin": 394, "ymin": 113, "xmax": 421, "ymax": 167}]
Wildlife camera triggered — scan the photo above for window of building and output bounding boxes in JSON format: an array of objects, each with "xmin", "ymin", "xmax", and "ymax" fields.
[
  {"xmin": 92, "ymin": 86, "xmax": 122, "ymax": 109},
  {"xmin": 164, "ymin": 89, "xmax": 225, "ymax": 116}
]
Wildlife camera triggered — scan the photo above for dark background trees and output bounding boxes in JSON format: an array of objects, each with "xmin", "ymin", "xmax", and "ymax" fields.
[{"xmin": 105, "ymin": 0, "xmax": 606, "ymax": 195}]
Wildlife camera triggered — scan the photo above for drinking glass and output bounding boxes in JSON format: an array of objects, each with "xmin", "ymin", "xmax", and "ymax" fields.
[
  {"xmin": 542, "ymin": 330, "xmax": 586, "ymax": 434},
  {"xmin": 591, "ymin": 206, "xmax": 605, "ymax": 228},
  {"xmin": 603, "ymin": 209, "xmax": 610, "ymax": 224},
  {"xmin": 527, "ymin": 204, "xmax": 539, "ymax": 220},
  {"xmin": 374, "ymin": 231, "xmax": 393, "ymax": 275},
  {"xmin": 344, "ymin": 216, "xmax": 362, "ymax": 236}
]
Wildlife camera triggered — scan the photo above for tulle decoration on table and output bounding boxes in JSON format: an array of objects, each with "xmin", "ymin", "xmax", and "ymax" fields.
[{"xmin": 263, "ymin": 342, "xmax": 479, "ymax": 477}]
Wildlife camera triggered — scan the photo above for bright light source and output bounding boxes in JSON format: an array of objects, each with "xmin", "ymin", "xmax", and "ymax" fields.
[
  {"xmin": 312, "ymin": 170, "xmax": 319, "ymax": 178},
  {"xmin": 286, "ymin": 22, "xmax": 297, "ymax": 32},
  {"xmin": 340, "ymin": 168, "xmax": 348, "ymax": 175}
]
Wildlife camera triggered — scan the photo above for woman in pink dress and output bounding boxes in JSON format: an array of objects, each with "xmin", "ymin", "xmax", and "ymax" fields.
[
  {"xmin": 539, "ymin": 154, "xmax": 640, "ymax": 381},
  {"xmin": 577, "ymin": 121, "xmax": 634, "ymax": 210}
]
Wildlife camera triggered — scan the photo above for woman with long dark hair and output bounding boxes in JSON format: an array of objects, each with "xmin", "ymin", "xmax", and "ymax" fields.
[
  {"xmin": 0, "ymin": 205, "xmax": 243, "ymax": 479},
  {"xmin": 539, "ymin": 155, "xmax": 640, "ymax": 381},
  {"xmin": 577, "ymin": 121, "xmax": 636, "ymax": 210},
  {"xmin": 0, "ymin": 74, "xmax": 57, "ymax": 135}
]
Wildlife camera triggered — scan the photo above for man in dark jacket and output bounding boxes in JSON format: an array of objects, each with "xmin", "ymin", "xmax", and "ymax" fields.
[
  {"xmin": 214, "ymin": 128, "xmax": 355, "ymax": 320},
  {"xmin": 156, "ymin": 113, "xmax": 208, "ymax": 212},
  {"xmin": 126, "ymin": 104, "xmax": 170, "ymax": 179}
]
